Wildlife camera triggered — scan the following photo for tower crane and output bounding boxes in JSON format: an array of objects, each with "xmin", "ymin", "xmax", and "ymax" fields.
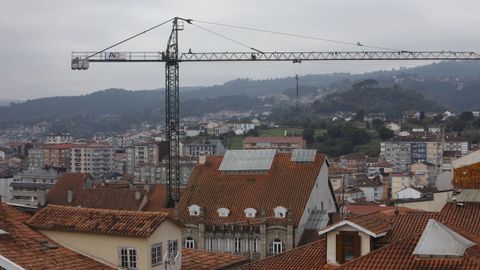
[{"xmin": 71, "ymin": 17, "xmax": 480, "ymax": 207}]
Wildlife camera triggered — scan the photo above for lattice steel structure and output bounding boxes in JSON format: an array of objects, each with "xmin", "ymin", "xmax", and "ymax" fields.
[{"xmin": 71, "ymin": 17, "xmax": 480, "ymax": 206}]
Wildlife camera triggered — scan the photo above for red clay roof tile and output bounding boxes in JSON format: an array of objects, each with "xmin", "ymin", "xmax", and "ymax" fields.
[
  {"xmin": 27, "ymin": 205, "xmax": 180, "ymax": 238},
  {"xmin": 178, "ymin": 154, "xmax": 328, "ymax": 226},
  {"xmin": 182, "ymin": 248, "xmax": 249, "ymax": 269},
  {"xmin": 0, "ymin": 203, "xmax": 113, "ymax": 270}
]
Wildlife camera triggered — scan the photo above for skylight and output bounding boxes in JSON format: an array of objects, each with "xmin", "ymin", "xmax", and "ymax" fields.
[
  {"xmin": 219, "ymin": 150, "xmax": 276, "ymax": 171},
  {"xmin": 291, "ymin": 149, "xmax": 317, "ymax": 162}
]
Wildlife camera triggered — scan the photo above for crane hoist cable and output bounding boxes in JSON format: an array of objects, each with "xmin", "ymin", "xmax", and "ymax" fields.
[
  {"xmin": 87, "ymin": 18, "xmax": 174, "ymax": 59},
  {"xmin": 189, "ymin": 22, "xmax": 264, "ymax": 54},
  {"xmin": 193, "ymin": 19, "xmax": 400, "ymax": 51}
]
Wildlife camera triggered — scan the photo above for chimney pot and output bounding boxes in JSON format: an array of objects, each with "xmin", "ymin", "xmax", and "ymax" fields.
[{"xmin": 67, "ymin": 190, "xmax": 73, "ymax": 203}]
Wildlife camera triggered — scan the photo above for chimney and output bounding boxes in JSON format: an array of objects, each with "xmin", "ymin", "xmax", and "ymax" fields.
[
  {"xmin": 67, "ymin": 190, "xmax": 73, "ymax": 203},
  {"xmin": 144, "ymin": 184, "xmax": 150, "ymax": 193},
  {"xmin": 199, "ymin": 155, "xmax": 206, "ymax": 165},
  {"xmin": 38, "ymin": 188, "xmax": 46, "ymax": 207},
  {"xmin": 135, "ymin": 191, "xmax": 142, "ymax": 201}
]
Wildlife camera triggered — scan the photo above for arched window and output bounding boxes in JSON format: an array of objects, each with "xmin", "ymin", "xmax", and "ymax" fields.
[
  {"xmin": 274, "ymin": 206, "xmax": 288, "ymax": 218},
  {"xmin": 188, "ymin": 204, "xmax": 201, "ymax": 216},
  {"xmin": 244, "ymin": 208, "xmax": 257, "ymax": 218},
  {"xmin": 217, "ymin": 207, "xmax": 230, "ymax": 217},
  {"xmin": 269, "ymin": 239, "xmax": 285, "ymax": 255},
  {"xmin": 184, "ymin": 237, "xmax": 196, "ymax": 249}
]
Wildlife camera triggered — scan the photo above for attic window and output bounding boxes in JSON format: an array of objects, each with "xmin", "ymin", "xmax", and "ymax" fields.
[
  {"xmin": 274, "ymin": 206, "xmax": 287, "ymax": 219},
  {"xmin": 244, "ymin": 208, "xmax": 257, "ymax": 218},
  {"xmin": 188, "ymin": 204, "xmax": 201, "ymax": 216},
  {"xmin": 217, "ymin": 208, "xmax": 230, "ymax": 217}
]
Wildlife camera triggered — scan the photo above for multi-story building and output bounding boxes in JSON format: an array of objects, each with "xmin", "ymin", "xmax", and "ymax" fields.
[
  {"xmin": 426, "ymin": 141, "xmax": 443, "ymax": 170},
  {"xmin": 410, "ymin": 161, "xmax": 437, "ymax": 186},
  {"xmin": 125, "ymin": 141, "xmax": 168, "ymax": 178},
  {"xmin": 390, "ymin": 173, "xmax": 416, "ymax": 198},
  {"xmin": 338, "ymin": 154, "xmax": 368, "ymax": 178},
  {"xmin": 9, "ymin": 167, "xmax": 62, "ymax": 206},
  {"xmin": 45, "ymin": 131, "xmax": 73, "ymax": 144},
  {"xmin": 28, "ymin": 147, "xmax": 44, "ymax": 169},
  {"xmin": 28, "ymin": 143, "xmax": 75, "ymax": 171},
  {"xmin": 133, "ymin": 158, "xmax": 196, "ymax": 185},
  {"xmin": 243, "ymin": 137, "xmax": 306, "ymax": 153},
  {"xmin": 71, "ymin": 144, "xmax": 114, "ymax": 179},
  {"xmin": 183, "ymin": 139, "xmax": 225, "ymax": 157},
  {"xmin": 444, "ymin": 138, "xmax": 468, "ymax": 156},
  {"xmin": 410, "ymin": 142, "xmax": 427, "ymax": 163},
  {"xmin": 178, "ymin": 149, "xmax": 337, "ymax": 259},
  {"xmin": 380, "ymin": 141, "xmax": 411, "ymax": 172}
]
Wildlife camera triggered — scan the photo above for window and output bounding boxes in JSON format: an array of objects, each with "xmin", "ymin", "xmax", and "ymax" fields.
[
  {"xmin": 234, "ymin": 238, "xmax": 241, "ymax": 253},
  {"xmin": 217, "ymin": 208, "xmax": 230, "ymax": 217},
  {"xmin": 206, "ymin": 237, "xmax": 214, "ymax": 251},
  {"xmin": 151, "ymin": 243, "xmax": 162, "ymax": 266},
  {"xmin": 188, "ymin": 204, "xmax": 201, "ymax": 216},
  {"xmin": 274, "ymin": 206, "xmax": 288, "ymax": 219},
  {"xmin": 252, "ymin": 238, "xmax": 258, "ymax": 253},
  {"xmin": 269, "ymin": 239, "xmax": 285, "ymax": 255},
  {"xmin": 184, "ymin": 237, "xmax": 196, "ymax": 249},
  {"xmin": 244, "ymin": 208, "xmax": 257, "ymax": 218},
  {"xmin": 119, "ymin": 247, "xmax": 137, "ymax": 269},
  {"xmin": 336, "ymin": 231, "xmax": 361, "ymax": 264},
  {"xmin": 168, "ymin": 240, "xmax": 178, "ymax": 259}
]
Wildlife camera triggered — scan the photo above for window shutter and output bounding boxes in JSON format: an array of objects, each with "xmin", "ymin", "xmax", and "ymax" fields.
[
  {"xmin": 336, "ymin": 234, "xmax": 344, "ymax": 263},
  {"xmin": 354, "ymin": 234, "xmax": 361, "ymax": 258}
]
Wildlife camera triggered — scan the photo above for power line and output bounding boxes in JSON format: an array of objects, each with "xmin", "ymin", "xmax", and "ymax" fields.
[
  {"xmin": 192, "ymin": 19, "xmax": 399, "ymax": 51},
  {"xmin": 87, "ymin": 17, "xmax": 174, "ymax": 59}
]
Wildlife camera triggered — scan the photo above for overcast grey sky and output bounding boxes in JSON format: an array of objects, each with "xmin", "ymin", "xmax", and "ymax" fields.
[{"xmin": 1, "ymin": 0, "xmax": 479, "ymax": 100}]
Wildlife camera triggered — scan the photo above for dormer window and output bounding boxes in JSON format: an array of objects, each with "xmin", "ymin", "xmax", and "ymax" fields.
[
  {"xmin": 274, "ymin": 206, "xmax": 287, "ymax": 219},
  {"xmin": 188, "ymin": 204, "xmax": 201, "ymax": 216},
  {"xmin": 217, "ymin": 208, "xmax": 230, "ymax": 217},
  {"xmin": 244, "ymin": 208, "xmax": 257, "ymax": 218}
]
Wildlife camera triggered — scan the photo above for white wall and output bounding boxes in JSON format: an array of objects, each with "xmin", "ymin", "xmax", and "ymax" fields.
[
  {"xmin": 295, "ymin": 160, "xmax": 336, "ymax": 245},
  {"xmin": 396, "ymin": 188, "xmax": 422, "ymax": 199},
  {"xmin": 326, "ymin": 225, "xmax": 372, "ymax": 265}
]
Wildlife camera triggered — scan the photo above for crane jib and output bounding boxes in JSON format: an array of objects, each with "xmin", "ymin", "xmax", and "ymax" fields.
[{"xmin": 71, "ymin": 50, "xmax": 480, "ymax": 69}]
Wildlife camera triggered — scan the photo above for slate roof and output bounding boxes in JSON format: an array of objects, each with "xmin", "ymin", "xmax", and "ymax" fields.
[
  {"xmin": 177, "ymin": 153, "xmax": 329, "ymax": 226},
  {"xmin": 241, "ymin": 239, "xmax": 327, "ymax": 270},
  {"xmin": 182, "ymin": 248, "xmax": 248, "ymax": 270},
  {"xmin": 0, "ymin": 203, "xmax": 113, "ymax": 270},
  {"xmin": 46, "ymin": 173, "xmax": 146, "ymax": 210},
  {"xmin": 27, "ymin": 205, "xmax": 180, "ymax": 238}
]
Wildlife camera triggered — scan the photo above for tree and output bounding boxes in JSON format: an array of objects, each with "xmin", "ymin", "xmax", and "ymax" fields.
[
  {"xmin": 378, "ymin": 127, "xmax": 394, "ymax": 140},
  {"xmin": 353, "ymin": 110, "xmax": 365, "ymax": 122},
  {"xmin": 302, "ymin": 128, "xmax": 315, "ymax": 145},
  {"xmin": 460, "ymin": 111, "xmax": 475, "ymax": 122}
]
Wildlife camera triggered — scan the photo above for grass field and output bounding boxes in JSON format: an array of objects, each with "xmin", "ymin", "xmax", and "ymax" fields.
[{"xmin": 259, "ymin": 127, "xmax": 325, "ymax": 137}]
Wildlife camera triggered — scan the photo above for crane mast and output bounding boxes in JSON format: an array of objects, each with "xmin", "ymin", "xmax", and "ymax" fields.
[
  {"xmin": 71, "ymin": 17, "xmax": 480, "ymax": 206},
  {"xmin": 164, "ymin": 18, "xmax": 182, "ymax": 206}
]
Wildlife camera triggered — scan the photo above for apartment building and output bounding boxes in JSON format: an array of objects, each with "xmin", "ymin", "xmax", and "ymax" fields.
[
  {"xmin": 71, "ymin": 144, "xmax": 114, "ymax": 179},
  {"xmin": 243, "ymin": 137, "xmax": 306, "ymax": 153}
]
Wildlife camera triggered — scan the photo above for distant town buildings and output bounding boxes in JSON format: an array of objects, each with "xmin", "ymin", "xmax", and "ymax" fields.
[{"xmin": 243, "ymin": 136, "xmax": 306, "ymax": 153}]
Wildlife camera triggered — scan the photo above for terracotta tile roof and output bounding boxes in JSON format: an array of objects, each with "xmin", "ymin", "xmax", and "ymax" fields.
[
  {"xmin": 346, "ymin": 205, "xmax": 421, "ymax": 217},
  {"xmin": 298, "ymin": 229, "xmax": 324, "ymax": 246},
  {"xmin": 27, "ymin": 205, "xmax": 180, "ymax": 238},
  {"xmin": 379, "ymin": 211, "xmax": 436, "ymax": 246},
  {"xmin": 46, "ymin": 173, "xmax": 145, "ymax": 210},
  {"xmin": 337, "ymin": 224, "xmax": 480, "ymax": 270},
  {"xmin": 241, "ymin": 239, "xmax": 327, "ymax": 270},
  {"xmin": 177, "ymin": 154, "xmax": 328, "ymax": 226},
  {"xmin": 436, "ymin": 202, "xmax": 480, "ymax": 235},
  {"xmin": 243, "ymin": 136, "xmax": 305, "ymax": 144},
  {"xmin": 329, "ymin": 166, "xmax": 356, "ymax": 176},
  {"xmin": 182, "ymin": 248, "xmax": 249, "ymax": 270},
  {"xmin": 0, "ymin": 203, "xmax": 113, "ymax": 269},
  {"xmin": 320, "ymin": 211, "xmax": 391, "ymax": 237}
]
